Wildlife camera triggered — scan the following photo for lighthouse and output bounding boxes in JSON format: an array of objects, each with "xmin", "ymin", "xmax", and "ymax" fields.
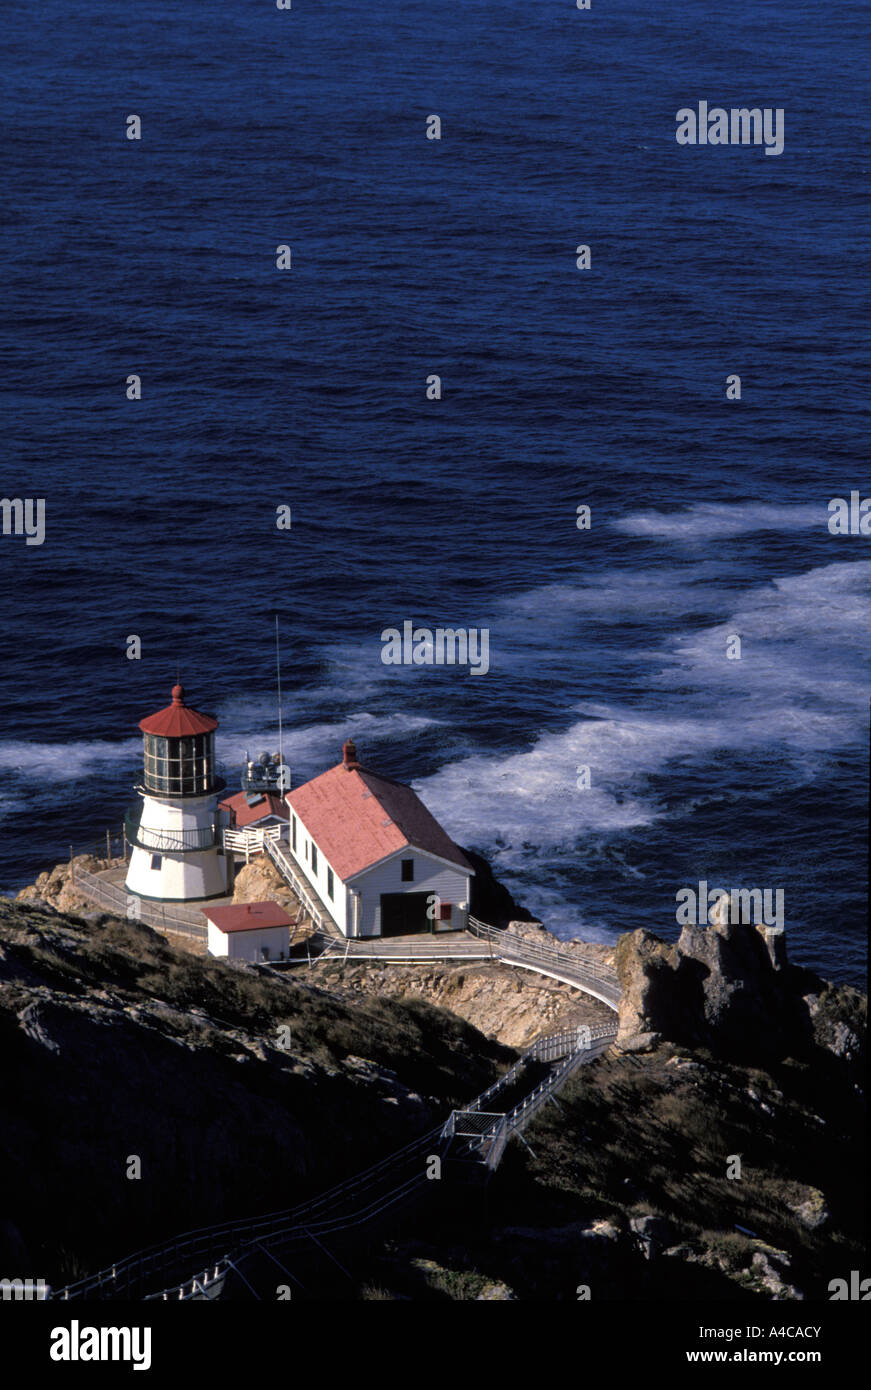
[{"xmin": 125, "ymin": 683, "xmax": 230, "ymax": 903}]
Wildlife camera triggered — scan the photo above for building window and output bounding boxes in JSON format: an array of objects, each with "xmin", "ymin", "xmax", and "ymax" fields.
[
  {"xmin": 439, "ymin": 902, "xmax": 453, "ymax": 922},
  {"xmin": 291, "ymin": 814, "xmax": 297, "ymax": 851},
  {"xmin": 261, "ymin": 946, "xmax": 270, "ymax": 961},
  {"xmin": 311, "ymin": 844, "xmax": 318, "ymax": 874},
  {"xmin": 327, "ymin": 867, "xmax": 334, "ymax": 899},
  {"xmin": 401, "ymin": 859, "xmax": 414, "ymax": 882},
  {"xmin": 151, "ymin": 854, "xmax": 162, "ymax": 870}
]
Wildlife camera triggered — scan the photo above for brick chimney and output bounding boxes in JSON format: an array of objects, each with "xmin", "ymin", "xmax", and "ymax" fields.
[{"xmin": 342, "ymin": 738, "xmax": 359, "ymax": 770}]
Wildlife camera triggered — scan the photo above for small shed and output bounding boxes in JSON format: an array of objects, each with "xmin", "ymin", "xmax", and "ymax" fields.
[{"xmin": 203, "ymin": 900, "xmax": 293, "ymax": 962}]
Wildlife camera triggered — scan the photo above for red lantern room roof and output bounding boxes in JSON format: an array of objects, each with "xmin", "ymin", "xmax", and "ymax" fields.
[{"xmin": 138, "ymin": 683, "xmax": 219, "ymax": 738}]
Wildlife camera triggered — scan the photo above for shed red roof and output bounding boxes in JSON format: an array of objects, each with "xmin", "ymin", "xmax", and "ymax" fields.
[
  {"xmin": 219, "ymin": 791, "xmax": 289, "ymax": 828},
  {"xmin": 203, "ymin": 901, "xmax": 293, "ymax": 934},
  {"xmin": 285, "ymin": 751, "xmax": 474, "ymax": 882},
  {"xmin": 139, "ymin": 683, "xmax": 218, "ymax": 738}
]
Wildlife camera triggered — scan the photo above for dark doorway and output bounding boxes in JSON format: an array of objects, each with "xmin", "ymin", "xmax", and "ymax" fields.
[{"xmin": 380, "ymin": 892, "xmax": 431, "ymax": 937}]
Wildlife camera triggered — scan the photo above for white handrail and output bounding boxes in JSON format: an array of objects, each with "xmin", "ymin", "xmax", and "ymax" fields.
[
  {"xmin": 264, "ymin": 838, "xmax": 326, "ymax": 934},
  {"xmin": 223, "ymin": 825, "xmax": 284, "ymax": 855}
]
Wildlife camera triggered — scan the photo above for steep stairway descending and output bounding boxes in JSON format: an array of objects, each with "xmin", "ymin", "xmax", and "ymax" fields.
[
  {"xmin": 264, "ymin": 836, "xmax": 336, "ymax": 938},
  {"xmin": 53, "ymin": 1018, "xmax": 617, "ymax": 1301},
  {"xmin": 481, "ymin": 1057, "xmax": 551, "ymax": 1115}
]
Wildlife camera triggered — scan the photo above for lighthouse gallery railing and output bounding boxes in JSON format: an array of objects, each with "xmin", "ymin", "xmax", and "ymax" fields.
[{"xmin": 124, "ymin": 812, "xmax": 220, "ymax": 854}]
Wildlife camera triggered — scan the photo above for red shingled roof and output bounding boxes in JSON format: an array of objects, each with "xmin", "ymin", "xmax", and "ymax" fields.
[
  {"xmin": 285, "ymin": 758, "xmax": 474, "ymax": 882},
  {"xmin": 203, "ymin": 901, "xmax": 293, "ymax": 934},
  {"xmin": 139, "ymin": 683, "xmax": 218, "ymax": 738},
  {"xmin": 218, "ymin": 790, "xmax": 289, "ymax": 829}
]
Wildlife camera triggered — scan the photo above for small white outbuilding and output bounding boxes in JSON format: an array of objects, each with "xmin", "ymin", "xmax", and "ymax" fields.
[{"xmin": 203, "ymin": 900, "xmax": 293, "ymax": 962}]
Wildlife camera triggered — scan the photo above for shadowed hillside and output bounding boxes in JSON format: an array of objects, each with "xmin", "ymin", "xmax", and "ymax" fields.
[{"xmin": 0, "ymin": 897, "xmax": 511, "ymax": 1286}]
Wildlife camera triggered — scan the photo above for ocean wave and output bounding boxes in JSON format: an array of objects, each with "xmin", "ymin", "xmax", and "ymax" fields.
[
  {"xmin": 653, "ymin": 560, "xmax": 871, "ymax": 734},
  {"xmin": 0, "ymin": 713, "xmax": 440, "ymax": 791},
  {"xmin": 497, "ymin": 568, "xmax": 730, "ymax": 623},
  {"xmin": 612, "ymin": 502, "xmax": 827, "ymax": 540},
  {"xmin": 416, "ymin": 560, "xmax": 871, "ymax": 895},
  {"xmin": 0, "ymin": 794, "xmax": 27, "ymax": 824},
  {"xmin": 0, "ymin": 739, "xmax": 142, "ymax": 782}
]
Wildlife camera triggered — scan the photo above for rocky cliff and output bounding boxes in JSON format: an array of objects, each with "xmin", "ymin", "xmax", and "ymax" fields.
[
  {"xmin": 613, "ymin": 914, "xmax": 865, "ymax": 1079},
  {"xmin": 15, "ymin": 854, "xmax": 111, "ymax": 920},
  {"xmin": 318, "ymin": 952, "xmax": 614, "ymax": 1050}
]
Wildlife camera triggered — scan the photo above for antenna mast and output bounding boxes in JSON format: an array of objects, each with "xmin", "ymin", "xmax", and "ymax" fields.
[{"xmin": 275, "ymin": 615, "xmax": 284, "ymax": 785}]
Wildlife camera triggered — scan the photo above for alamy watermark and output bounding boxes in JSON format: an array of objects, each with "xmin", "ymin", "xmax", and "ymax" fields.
[
  {"xmin": 828, "ymin": 1271, "xmax": 871, "ymax": 1300},
  {"xmin": 827, "ymin": 491, "xmax": 871, "ymax": 535},
  {"xmin": 1, "ymin": 1277, "xmax": 49, "ymax": 1300},
  {"xmin": 50, "ymin": 1322, "xmax": 152, "ymax": 1371},
  {"xmin": 1, "ymin": 497, "xmax": 45, "ymax": 546},
  {"xmin": 676, "ymin": 881, "xmax": 784, "ymax": 931},
  {"xmin": 676, "ymin": 102, "xmax": 785, "ymax": 157},
  {"xmin": 381, "ymin": 621, "xmax": 490, "ymax": 676}
]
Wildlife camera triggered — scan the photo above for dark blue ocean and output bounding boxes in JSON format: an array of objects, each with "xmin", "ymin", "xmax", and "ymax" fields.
[{"xmin": 2, "ymin": 0, "xmax": 868, "ymax": 986}]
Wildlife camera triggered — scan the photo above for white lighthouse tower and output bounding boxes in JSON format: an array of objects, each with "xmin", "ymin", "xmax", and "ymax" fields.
[{"xmin": 125, "ymin": 682, "xmax": 230, "ymax": 903}]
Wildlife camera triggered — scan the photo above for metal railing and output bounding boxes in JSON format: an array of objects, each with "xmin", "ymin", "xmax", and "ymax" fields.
[
  {"xmin": 70, "ymin": 829, "xmax": 337, "ymax": 948},
  {"xmin": 74, "ymin": 865, "xmax": 208, "ymax": 940},
  {"xmin": 54, "ymin": 1122, "xmax": 444, "ymax": 1301},
  {"xmin": 53, "ymin": 1006, "xmax": 617, "ymax": 1301},
  {"xmin": 440, "ymin": 1110, "xmax": 510, "ymax": 1168},
  {"xmin": 464, "ymin": 1022, "xmax": 609, "ymax": 1116},
  {"xmin": 504, "ymin": 1026, "xmax": 615, "ymax": 1134},
  {"xmin": 125, "ymin": 814, "xmax": 220, "ymax": 854},
  {"xmin": 309, "ymin": 917, "xmax": 621, "ymax": 1009},
  {"xmin": 312, "ymin": 934, "xmax": 491, "ymax": 963},
  {"xmin": 467, "ymin": 916, "xmax": 621, "ymax": 1008},
  {"xmin": 264, "ymin": 837, "xmax": 327, "ymax": 935},
  {"xmin": 441, "ymin": 1020, "xmax": 617, "ymax": 1168}
]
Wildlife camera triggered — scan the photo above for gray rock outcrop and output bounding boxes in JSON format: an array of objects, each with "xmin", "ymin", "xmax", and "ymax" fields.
[{"xmin": 614, "ymin": 913, "xmax": 864, "ymax": 1068}]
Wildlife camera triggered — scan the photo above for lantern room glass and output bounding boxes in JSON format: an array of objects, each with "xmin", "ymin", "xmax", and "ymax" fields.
[{"xmin": 143, "ymin": 732, "xmax": 215, "ymax": 796}]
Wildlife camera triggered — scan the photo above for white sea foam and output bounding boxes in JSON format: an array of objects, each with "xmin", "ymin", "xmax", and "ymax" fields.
[
  {"xmin": 0, "ymin": 714, "xmax": 439, "ymax": 792},
  {"xmin": 3, "ymin": 558, "xmax": 866, "ymax": 957},
  {"xmin": 496, "ymin": 568, "xmax": 731, "ymax": 623},
  {"xmin": 417, "ymin": 707, "xmax": 734, "ymax": 851},
  {"xmin": 416, "ymin": 560, "xmax": 871, "ymax": 918},
  {"xmin": 612, "ymin": 502, "xmax": 826, "ymax": 540},
  {"xmin": 653, "ymin": 561, "xmax": 871, "ymax": 737},
  {"xmin": 0, "ymin": 739, "xmax": 142, "ymax": 781},
  {"xmin": 495, "ymin": 876, "xmax": 616, "ymax": 945}
]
